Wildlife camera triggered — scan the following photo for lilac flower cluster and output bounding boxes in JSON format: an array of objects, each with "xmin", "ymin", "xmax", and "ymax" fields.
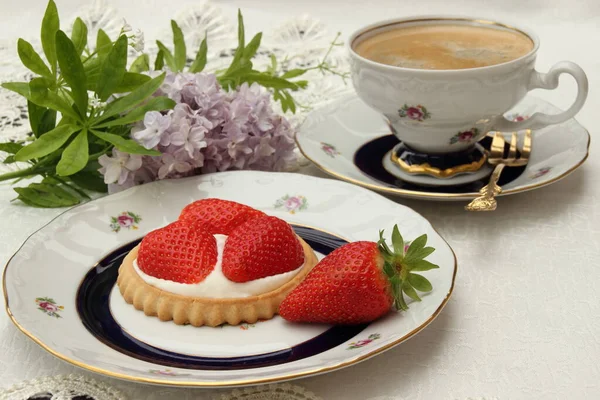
[{"xmin": 99, "ymin": 72, "xmax": 297, "ymax": 193}]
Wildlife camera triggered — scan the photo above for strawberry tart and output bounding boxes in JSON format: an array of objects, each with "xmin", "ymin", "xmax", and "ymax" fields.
[{"xmin": 117, "ymin": 199, "xmax": 318, "ymax": 327}]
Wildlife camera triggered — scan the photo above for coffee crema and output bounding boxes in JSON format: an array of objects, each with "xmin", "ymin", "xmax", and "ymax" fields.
[{"xmin": 354, "ymin": 23, "xmax": 534, "ymax": 70}]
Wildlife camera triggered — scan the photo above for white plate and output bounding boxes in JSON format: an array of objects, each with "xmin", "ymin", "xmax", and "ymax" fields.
[
  {"xmin": 3, "ymin": 171, "xmax": 456, "ymax": 387},
  {"xmin": 296, "ymin": 94, "xmax": 590, "ymax": 201}
]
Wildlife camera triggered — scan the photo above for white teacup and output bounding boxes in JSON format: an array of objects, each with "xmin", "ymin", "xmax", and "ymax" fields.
[{"xmin": 348, "ymin": 16, "xmax": 589, "ymax": 157}]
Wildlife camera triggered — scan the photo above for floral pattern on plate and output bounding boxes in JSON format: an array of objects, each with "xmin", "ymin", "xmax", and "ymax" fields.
[
  {"xmin": 110, "ymin": 211, "xmax": 142, "ymax": 233},
  {"xmin": 530, "ymin": 167, "xmax": 551, "ymax": 179},
  {"xmin": 398, "ymin": 104, "xmax": 431, "ymax": 122},
  {"xmin": 274, "ymin": 194, "xmax": 308, "ymax": 214},
  {"xmin": 321, "ymin": 142, "xmax": 340, "ymax": 158},
  {"xmin": 449, "ymin": 128, "xmax": 479, "ymax": 145},
  {"xmin": 35, "ymin": 297, "xmax": 64, "ymax": 318},
  {"xmin": 506, "ymin": 113, "xmax": 530, "ymax": 122},
  {"xmin": 347, "ymin": 333, "xmax": 381, "ymax": 350}
]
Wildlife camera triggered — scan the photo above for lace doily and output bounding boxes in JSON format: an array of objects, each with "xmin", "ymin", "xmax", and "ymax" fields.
[
  {"xmin": 219, "ymin": 383, "xmax": 323, "ymax": 400},
  {"xmin": 0, "ymin": 375, "xmax": 127, "ymax": 400},
  {"xmin": 0, "ymin": 0, "xmax": 352, "ymax": 174}
]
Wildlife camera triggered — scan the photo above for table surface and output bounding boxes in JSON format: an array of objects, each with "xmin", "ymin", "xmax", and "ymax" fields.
[{"xmin": 1, "ymin": 1, "xmax": 599, "ymax": 399}]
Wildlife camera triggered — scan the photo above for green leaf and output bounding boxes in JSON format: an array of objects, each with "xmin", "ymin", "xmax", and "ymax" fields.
[
  {"xmin": 29, "ymin": 78, "xmax": 80, "ymax": 121},
  {"xmin": 114, "ymin": 72, "xmax": 151, "ymax": 93},
  {"xmin": 70, "ymin": 171, "xmax": 108, "ymax": 192},
  {"xmin": 3, "ymin": 155, "xmax": 16, "ymax": 164},
  {"xmin": 28, "ymin": 101, "xmax": 46, "ymax": 137},
  {"xmin": 56, "ymin": 129, "xmax": 89, "ymax": 176},
  {"xmin": 38, "ymin": 109, "xmax": 58, "ymax": 136},
  {"xmin": 0, "ymin": 143, "xmax": 23, "ymax": 154},
  {"xmin": 154, "ymin": 50, "xmax": 165, "ymax": 70},
  {"xmin": 98, "ymin": 72, "xmax": 166, "ymax": 121},
  {"xmin": 156, "ymin": 40, "xmax": 176, "ymax": 71},
  {"xmin": 382, "ymin": 261, "xmax": 395, "ymax": 278},
  {"xmin": 83, "ymin": 56, "xmax": 102, "ymax": 90},
  {"xmin": 237, "ymin": 9, "xmax": 245, "ymax": 49},
  {"xmin": 405, "ymin": 247, "xmax": 435, "ymax": 264},
  {"xmin": 14, "ymin": 183, "xmax": 80, "ymax": 208},
  {"xmin": 242, "ymin": 72, "xmax": 299, "ymax": 90},
  {"xmin": 40, "ymin": 0, "xmax": 59, "ymax": 74},
  {"xmin": 404, "ymin": 234, "xmax": 427, "ymax": 260},
  {"xmin": 283, "ymin": 90, "xmax": 296, "ymax": 113},
  {"xmin": 377, "ymin": 229, "xmax": 394, "ymax": 259},
  {"xmin": 91, "ymin": 130, "xmax": 161, "ymax": 155},
  {"xmin": 17, "ymin": 39, "xmax": 52, "ymax": 79},
  {"xmin": 71, "ymin": 17, "xmax": 88, "ymax": 55},
  {"xmin": 408, "ymin": 273, "xmax": 433, "ymax": 292},
  {"xmin": 96, "ymin": 29, "xmax": 112, "ymax": 58},
  {"xmin": 171, "ymin": 20, "xmax": 186, "ymax": 72},
  {"xmin": 409, "ymin": 259, "xmax": 440, "ymax": 272},
  {"xmin": 2, "ymin": 82, "xmax": 31, "ymax": 99},
  {"xmin": 96, "ymin": 35, "xmax": 128, "ymax": 100},
  {"xmin": 129, "ymin": 54, "xmax": 150, "ymax": 73},
  {"xmin": 31, "ymin": 182, "xmax": 79, "ymax": 202},
  {"xmin": 402, "ymin": 281, "xmax": 422, "ymax": 302},
  {"xmin": 15, "ymin": 124, "xmax": 79, "ymax": 161},
  {"xmin": 93, "ymin": 96, "xmax": 175, "ymax": 128},
  {"xmin": 391, "ymin": 225, "xmax": 404, "ymax": 255},
  {"xmin": 243, "ymin": 32, "xmax": 262, "ymax": 60},
  {"xmin": 55, "ymin": 30, "xmax": 88, "ymax": 115},
  {"xmin": 280, "ymin": 68, "xmax": 307, "ymax": 79},
  {"xmin": 189, "ymin": 35, "xmax": 207, "ymax": 73}
]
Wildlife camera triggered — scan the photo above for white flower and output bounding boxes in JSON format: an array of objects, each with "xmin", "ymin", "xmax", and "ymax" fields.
[
  {"xmin": 130, "ymin": 29, "xmax": 144, "ymax": 52},
  {"xmin": 132, "ymin": 111, "xmax": 171, "ymax": 149},
  {"xmin": 98, "ymin": 149, "xmax": 143, "ymax": 185},
  {"xmin": 158, "ymin": 151, "xmax": 193, "ymax": 179},
  {"xmin": 169, "ymin": 120, "xmax": 208, "ymax": 157},
  {"xmin": 121, "ymin": 18, "xmax": 133, "ymax": 33},
  {"xmin": 89, "ymin": 93, "xmax": 106, "ymax": 109}
]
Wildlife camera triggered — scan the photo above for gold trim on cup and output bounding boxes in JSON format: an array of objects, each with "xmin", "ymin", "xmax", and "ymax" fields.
[
  {"xmin": 2, "ymin": 193, "xmax": 457, "ymax": 387},
  {"xmin": 390, "ymin": 150, "xmax": 488, "ymax": 178}
]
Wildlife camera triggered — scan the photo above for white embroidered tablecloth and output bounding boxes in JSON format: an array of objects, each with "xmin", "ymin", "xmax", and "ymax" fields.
[{"xmin": 1, "ymin": 0, "xmax": 599, "ymax": 399}]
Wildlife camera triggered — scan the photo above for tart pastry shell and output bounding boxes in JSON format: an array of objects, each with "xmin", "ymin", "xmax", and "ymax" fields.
[{"xmin": 117, "ymin": 237, "xmax": 318, "ymax": 327}]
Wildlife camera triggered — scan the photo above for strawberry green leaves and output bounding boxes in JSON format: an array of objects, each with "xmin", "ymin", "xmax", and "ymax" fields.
[{"xmin": 378, "ymin": 225, "xmax": 439, "ymax": 311}]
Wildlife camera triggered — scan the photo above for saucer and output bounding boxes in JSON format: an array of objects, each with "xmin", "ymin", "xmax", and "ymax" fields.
[
  {"xmin": 3, "ymin": 171, "xmax": 456, "ymax": 387},
  {"xmin": 296, "ymin": 94, "xmax": 590, "ymax": 201}
]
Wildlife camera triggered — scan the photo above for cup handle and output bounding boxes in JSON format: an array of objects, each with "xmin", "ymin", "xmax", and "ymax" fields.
[{"xmin": 493, "ymin": 61, "xmax": 588, "ymax": 131}]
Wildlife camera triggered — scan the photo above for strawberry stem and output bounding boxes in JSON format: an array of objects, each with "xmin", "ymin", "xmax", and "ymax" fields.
[{"xmin": 377, "ymin": 225, "xmax": 440, "ymax": 312}]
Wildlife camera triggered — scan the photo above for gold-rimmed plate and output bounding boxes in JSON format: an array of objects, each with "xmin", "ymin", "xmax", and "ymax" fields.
[
  {"xmin": 3, "ymin": 171, "xmax": 456, "ymax": 387},
  {"xmin": 296, "ymin": 94, "xmax": 589, "ymax": 201}
]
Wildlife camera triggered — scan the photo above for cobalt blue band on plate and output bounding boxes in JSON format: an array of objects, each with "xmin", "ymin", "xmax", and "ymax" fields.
[{"xmin": 76, "ymin": 225, "xmax": 368, "ymax": 370}]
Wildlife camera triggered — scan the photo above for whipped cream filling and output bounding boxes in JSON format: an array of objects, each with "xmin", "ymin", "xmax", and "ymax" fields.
[{"xmin": 133, "ymin": 234, "xmax": 304, "ymax": 299}]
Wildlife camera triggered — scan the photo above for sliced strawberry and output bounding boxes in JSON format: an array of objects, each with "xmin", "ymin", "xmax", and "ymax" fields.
[
  {"xmin": 279, "ymin": 226, "xmax": 440, "ymax": 324},
  {"xmin": 222, "ymin": 215, "xmax": 305, "ymax": 282},
  {"xmin": 137, "ymin": 221, "xmax": 217, "ymax": 283},
  {"xmin": 179, "ymin": 198, "xmax": 265, "ymax": 235}
]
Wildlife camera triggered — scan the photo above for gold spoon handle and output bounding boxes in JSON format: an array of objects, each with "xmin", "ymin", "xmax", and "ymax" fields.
[{"xmin": 465, "ymin": 163, "xmax": 505, "ymax": 211}]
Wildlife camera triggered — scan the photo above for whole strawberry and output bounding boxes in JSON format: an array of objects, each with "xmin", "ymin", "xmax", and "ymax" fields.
[
  {"xmin": 137, "ymin": 221, "xmax": 218, "ymax": 284},
  {"xmin": 222, "ymin": 215, "xmax": 305, "ymax": 282},
  {"xmin": 279, "ymin": 226, "xmax": 439, "ymax": 324},
  {"xmin": 179, "ymin": 198, "xmax": 265, "ymax": 235}
]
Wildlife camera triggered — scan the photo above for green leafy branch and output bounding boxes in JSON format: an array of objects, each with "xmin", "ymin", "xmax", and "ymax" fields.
[
  {"xmin": 0, "ymin": 0, "xmax": 175, "ymax": 207},
  {"xmin": 152, "ymin": 11, "xmax": 347, "ymax": 113}
]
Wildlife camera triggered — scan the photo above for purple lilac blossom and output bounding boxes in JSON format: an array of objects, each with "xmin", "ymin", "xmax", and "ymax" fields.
[{"xmin": 101, "ymin": 72, "xmax": 297, "ymax": 193}]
